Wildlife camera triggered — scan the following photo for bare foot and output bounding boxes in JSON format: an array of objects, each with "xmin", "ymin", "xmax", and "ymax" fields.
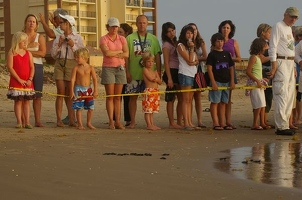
[
  {"xmin": 153, "ymin": 125, "xmax": 161, "ymax": 130},
  {"xmin": 57, "ymin": 121, "xmax": 64, "ymax": 127},
  {"xmin": 295, "ymin": 120, "xmax": 302, "ymax": 125},
  {"xmin": 77, "ymin": 126, "xmax": 85, "ymax": 130},
  {"xmin": 127, "ymin": 123, "xmax": 135, "ymax": 129},
  {"xmin": 169, "ymin": 123, "xmax": 182, "ymax": 129},
  {"xmin": 87, "ymin": 123, "xmax": 96, "ymax": 130},
  {"xmin": 146, "ymin": 126, "xmax": 157, "ymax": 131},
  {"xmin": 35, "ymin": 122, "xmax": 44, "ymax": 127},
  {"xmin": 69, "ymin": 123, "xmax": 77, "ymax": 127}
]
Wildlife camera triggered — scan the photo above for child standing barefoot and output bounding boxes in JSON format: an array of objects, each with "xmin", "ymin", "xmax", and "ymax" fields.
[
  {"xmin": 142, "ymin": 52, "xmax": 162, "ymax": 130},
  {"xmin": 70, "ymin": 48, "xmax": 98, "ymax": 130},
  {"xmin": 7, "ymin": 32, "xmax": 35, "ymax": 129},
  {"xmin": 246, "ymin": 38, "xmax": 269, "ymax": 130}
]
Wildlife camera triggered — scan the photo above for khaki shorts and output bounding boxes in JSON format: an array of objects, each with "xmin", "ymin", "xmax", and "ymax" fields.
[
  {"xmin": 101, "ymin": 67, "xmax": 126, "ymax": 85},
  {"xmin": 54, "ymin": 59, "xmax": 77, "ymax": 81}
]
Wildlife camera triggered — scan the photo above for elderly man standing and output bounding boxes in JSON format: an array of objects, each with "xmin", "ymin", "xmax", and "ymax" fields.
[
  {"xmin": 125, "ymin": 15, "xmax": 162, "ymax": 128},
  {"xmin": 269, "ymin": 7, "xmax": 299, "ymax": 135}
]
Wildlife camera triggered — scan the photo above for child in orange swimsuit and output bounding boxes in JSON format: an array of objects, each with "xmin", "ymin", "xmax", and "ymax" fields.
[{"xmin": 142, "ymin": 52, "xmax": 162, "ymax": 130}]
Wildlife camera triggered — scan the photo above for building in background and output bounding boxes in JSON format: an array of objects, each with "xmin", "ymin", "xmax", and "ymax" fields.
[{"xmin": 0, "ymin": 0, "xmax": 158, "ymax": 64}]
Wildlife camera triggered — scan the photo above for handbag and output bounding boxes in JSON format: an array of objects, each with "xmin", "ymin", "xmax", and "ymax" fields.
[{"xmin": 193, "ymin": 64, "xmax": 207, "ymax": 89}]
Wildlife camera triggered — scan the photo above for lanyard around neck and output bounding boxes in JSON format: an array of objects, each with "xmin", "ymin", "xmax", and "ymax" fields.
[{"xmin": 137, "ymin": 32, "xmax": 147, "ymax": 52}]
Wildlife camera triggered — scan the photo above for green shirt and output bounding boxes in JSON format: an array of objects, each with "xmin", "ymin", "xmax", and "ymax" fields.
[{"xmin": 126, "ymin": 32, "xmax": 161, "ymax": 80}]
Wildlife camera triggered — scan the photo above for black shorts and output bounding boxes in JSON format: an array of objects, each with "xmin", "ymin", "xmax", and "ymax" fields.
[
  {"xmin": 162, "ymin": 68, "xmax": 179, "ymax": 84},
  {"xmin": 33, "ymin": 63, "xmax": 44, "ymax": 98}
]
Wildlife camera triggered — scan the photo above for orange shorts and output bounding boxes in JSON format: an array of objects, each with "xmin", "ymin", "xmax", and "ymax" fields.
[{"xmin": 142, "ymin": 88, "xmax": 160, "ymax": 113}]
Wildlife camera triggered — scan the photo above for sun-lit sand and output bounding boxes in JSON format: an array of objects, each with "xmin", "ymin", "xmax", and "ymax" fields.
[{"xmin": 0, "ymin": 67, "xmax": 301, "ymax": 199}]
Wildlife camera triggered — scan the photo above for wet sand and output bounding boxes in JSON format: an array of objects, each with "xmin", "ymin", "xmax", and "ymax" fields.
[{"xmin": 0, "ymin": 83, "xmax": 302, "ymax": 199}]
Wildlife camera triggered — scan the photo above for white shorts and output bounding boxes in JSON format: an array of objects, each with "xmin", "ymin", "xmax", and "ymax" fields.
[{"xmin": 250, "ymin": 87, "xmax": 266, "ymax": 109}]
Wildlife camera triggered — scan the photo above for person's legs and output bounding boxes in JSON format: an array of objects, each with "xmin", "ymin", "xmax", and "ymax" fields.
[
  {"xmin": 166, "ymin": 100, "xmax": 175, "ymax": 127},
  {"xmin": 14, "ymin": 100, "xmax": 22, "ymax": 126},
  {"xmin": 252, "ymin": 108, "xmax": 261, "ymax": 129},
  {"xmin": 145, "ymin": 113, "xmax": 153, "ymax": 130},
  {"xmin": 218, "ymin": 103, "xmax": 227, "ymax": 127},
  {"xmin": 86, "ymin": 110, "xmax": 96, "ymax": 129},
  {"xmin": 181, "ymin": 86, "xmax": 192, "ymax": 128},
  {"xmin": 23, "ymin": 100, "xmax": 32, "ymax": 128},
  {"xmin": 76, "ymin": 110, "xmax": 84, "ymax": 130},
  {"xmin": 295, "ymin": 92, "xmax": 302, "ymax": 124},
  {"xmin": 187, "ymin": 91, "xmax": 195, "ymax": 127},
  {"xmin": 113, "ymin": 83, "xmax": 124, "ymax": 128},
  {"xmin": 264, "ymin": 88, "xmax": 273, "ymax": 125},
  {"xmin": 176, "ymin": 89, "xmax": 183, "ymax": 126},
  {"xmin": 33, "ymin": 64, "xmax": 44, "ymax": 127},
  {"xmin": 194, "ymin": 91, "xmax": 204, "ymax": 127},
  {"xmin": 210, "ymin": 102, "xmax": 219, "ymax": 127},
  {"xmin": 122, "ymin": 84, "xmax": 131, "ymax": 125},
  {"xmin": 260, "ymin": 107, "xmax": 268, "ymax": 128},
  {"xmin": 128, "ymin": 95, "xmax": 138, "ymax": 128},
  {"xmin": 65, "ymin": 80, "xmax": 75, "ymax": 126},
  {"xmin": 33, "ymin": 97, "xmax": 43, "ymax": 127},
  {"xmin": 104, "ymin": 84, "xmax": 115, "ymax": 129},
  {"xmin": 55, "ymin": 80, "xmax": 66, "ymax": 127},
  {"xmin": 226, "ymin": 90, "xmax": 235, "ymax": 128},
  {"xmin": 273, "ymin": 61, "xmax": 295, "ymax": 130}
]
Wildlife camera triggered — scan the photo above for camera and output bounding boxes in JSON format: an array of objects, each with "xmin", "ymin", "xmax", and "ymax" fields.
[{"xmin": 65, "ymin": 37, "xmax": 69, "ymax": 42}]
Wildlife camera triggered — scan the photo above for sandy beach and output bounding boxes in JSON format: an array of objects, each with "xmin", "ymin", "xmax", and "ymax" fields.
[{"xmin": 0, "ymin": 69, "xmax": 302, "ymax": 200}]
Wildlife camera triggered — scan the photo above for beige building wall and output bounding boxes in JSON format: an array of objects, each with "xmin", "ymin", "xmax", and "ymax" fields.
[{"xmin": 1, "ymin": 0, "xmax": 157, "ymax": 64}]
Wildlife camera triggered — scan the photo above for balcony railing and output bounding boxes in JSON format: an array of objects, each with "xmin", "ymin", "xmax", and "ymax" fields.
[
  {"xmin": 80, "ymin": 26, "xmax": 97, "ymax": 33},
  {"xmin": 62, "ymin": 0, "xmax": 78, "ymax": 3},
  {"xmin": 86, "ymin": 41, "xmax": 97, "ymax": 47},
  {"xmin": 80, "ymin": 0, "xmax": 96, "ymax": 3},
  {"xmin": 67, "ymin": 10, "xmax": 77, "ymax": 17},
  {"xmin": 143, "ymin": 1, "xmax": 153, "ymax": 7},
  {"xmin": 145, "ymin": 15, "xmax": 153, "ymax": 21},
  {"xmin": 79, "ymin": 11, "xmax": 96, "ymax": 18},
  {"xmin": 126, "ymin": 0, "xmax": 140, "ymax": 7},
  {"xmin": 126, "ymin": 14, "xmax": 138, "ymax": 21}
]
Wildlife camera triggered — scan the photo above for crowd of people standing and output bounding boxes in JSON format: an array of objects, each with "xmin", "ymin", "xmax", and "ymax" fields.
[{"xmin": 5, "ymin": 7, "xmax": 302, "ymax": 135}]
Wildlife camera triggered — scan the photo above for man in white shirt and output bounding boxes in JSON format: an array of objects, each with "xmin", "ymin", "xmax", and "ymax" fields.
[{"xmin": 268, "ymin": 7, "xmax": 299, "ymax": 135}]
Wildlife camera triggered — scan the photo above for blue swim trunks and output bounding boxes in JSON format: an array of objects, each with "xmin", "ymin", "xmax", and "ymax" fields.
[{"xmin": 72, "ymin": 85, "xmax": 94, "ymax": 110}]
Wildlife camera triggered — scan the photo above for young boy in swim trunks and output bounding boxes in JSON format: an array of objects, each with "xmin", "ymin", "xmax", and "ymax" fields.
[
  {"xmin": 142, "ymin": 52, "xmax": 162, "ymax": 130},
  {"xmin": 70, "ymin": 48, "xmax": 98, "ymax": 130}
]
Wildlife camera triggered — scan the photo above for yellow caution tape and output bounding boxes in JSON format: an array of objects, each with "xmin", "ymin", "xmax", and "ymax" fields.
[{"xmin": 1, "ymin": 84, "xmax": 297, "ymax": 99}]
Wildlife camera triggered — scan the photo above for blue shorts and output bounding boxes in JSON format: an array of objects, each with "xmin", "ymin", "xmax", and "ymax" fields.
[
  {"xmin": 178, "ymin": 73, "xmax": 194, "ymax": 87},
  {"xmin": 208, "ymin": 81, "xmax": 230, "ymax": 104},
  {"xmin": 72, "ymin": 85, "xmax": 94, "ymax": 110}
]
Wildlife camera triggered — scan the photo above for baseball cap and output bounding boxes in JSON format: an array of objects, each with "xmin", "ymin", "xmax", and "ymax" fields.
[
  {"xmin": 285, "ymin": 7, "xmax": 299, "ymax": 18},
  {"xmin": 59, "ymin": 14, "xmax": 75, "ymax": 26},
  {"xmin": 107, "ymin": 17, "xmax": 120, "ymax": 27}
]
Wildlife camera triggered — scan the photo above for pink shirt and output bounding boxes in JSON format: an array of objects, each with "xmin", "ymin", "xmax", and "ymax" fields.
[{"xmin": 100, "ymin": 34, "xmax": 126, "ymax": 67}]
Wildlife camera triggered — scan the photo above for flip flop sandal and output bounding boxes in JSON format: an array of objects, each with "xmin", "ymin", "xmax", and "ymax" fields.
[
  {"xmin": 251, "ymin": 126, "xmax": 263, "ymax": 130},
  {"xmin": 223, "ymin": 125, "xmax": 233, "ymax": 130},
  {"xmin": 213, "ymin": 126, "xmax": 223, "ymax": 130}
]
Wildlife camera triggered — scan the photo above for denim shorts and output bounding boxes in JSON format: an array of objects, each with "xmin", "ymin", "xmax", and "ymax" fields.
[
  {"xmin": 208, "ymin": 81, "xmax": 230, "ymax": 104},
  {"xmin": 178, "ymin": 73, "xmax": 194, "ymax": 87}
]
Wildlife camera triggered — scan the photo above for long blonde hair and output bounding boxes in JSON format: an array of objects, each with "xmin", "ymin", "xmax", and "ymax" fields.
[{"xmin": 9, "ymin": 31, "xmax": 28, "ymax": 55}]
